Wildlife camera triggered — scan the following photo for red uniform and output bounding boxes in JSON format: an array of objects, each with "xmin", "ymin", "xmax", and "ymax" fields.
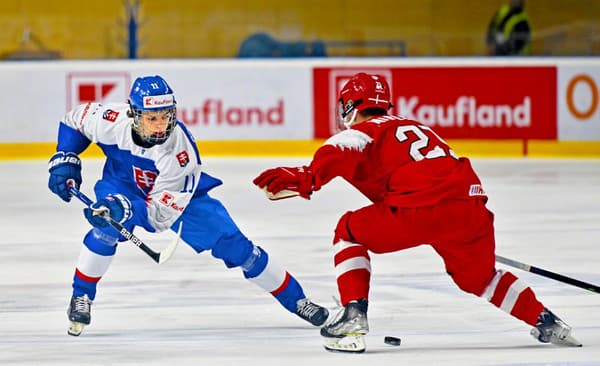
[
  {"xmin": 255, "ymin": 73, "xmax": 579, "ymax": 350},
  {"xmin": 308, "ymin": 115, "xmax": 544, "ymax": 326}
]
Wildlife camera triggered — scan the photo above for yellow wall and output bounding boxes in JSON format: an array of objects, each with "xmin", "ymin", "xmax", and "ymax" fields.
[
  {"xmin": 4, "ymin": 140, "xmax": 600, "ymax": 161},
  {"xmin": 1, "ymin": 0, "xmax": 599, "ymax": 59}
]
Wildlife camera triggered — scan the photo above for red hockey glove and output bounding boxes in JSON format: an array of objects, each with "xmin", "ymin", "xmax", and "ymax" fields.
[{"xmin": 253, "ymin": 166, "xmax": 314, "ymax": 200}]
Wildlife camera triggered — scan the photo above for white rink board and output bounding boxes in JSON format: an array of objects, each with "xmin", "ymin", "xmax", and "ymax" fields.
[
  {"xmin": 2, "ymin": 58, "xmax": 600, "ymax": 145},
  {"xmin": 0, "ymin": 157, "xmax": 599, "ymax": 366},
  {"xmin": 0, "ymin": 60, "xmax": 313, "ymax": 143},
  {"xmin": 558, "ymin": 64, "xmax": 600, "ymax": 141}
]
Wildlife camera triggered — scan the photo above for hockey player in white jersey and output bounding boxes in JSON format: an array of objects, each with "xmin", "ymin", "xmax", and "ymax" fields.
[{"xmin": 48, "ymin": 75, "xmax": 328, "ymax": 336}]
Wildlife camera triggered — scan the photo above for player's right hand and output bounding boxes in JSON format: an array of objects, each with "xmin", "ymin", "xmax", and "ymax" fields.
[
  {"xmin": 84, "ymin": 194, "xmax": 132, "ymax": 228},
  {"xmin": 253, "ymin": 166, "xmax": 314, "ymax": 200},
  {"xmin": 48, "ymin": 151, "xmax": 82, "ymax": 202}
]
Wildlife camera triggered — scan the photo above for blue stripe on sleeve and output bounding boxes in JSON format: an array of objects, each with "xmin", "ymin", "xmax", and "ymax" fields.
[
  {"xmin": 177, "ymin": 122, "xmax": 201, "ymax": 164},
  {"xmin": 56, "ymin": 122, "xmax": 92, "ymax": 154}
]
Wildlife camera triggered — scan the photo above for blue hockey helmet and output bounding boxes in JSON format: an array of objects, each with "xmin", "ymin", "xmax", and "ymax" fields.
[{"xmin": 128, "ymin": 75, "xmax": 177, "ymax": 145}]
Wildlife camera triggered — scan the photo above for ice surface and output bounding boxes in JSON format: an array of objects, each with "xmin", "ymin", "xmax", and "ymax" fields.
[{"xmin": 1, "ymin": 157, "xmax": 599, "ymax": 365}]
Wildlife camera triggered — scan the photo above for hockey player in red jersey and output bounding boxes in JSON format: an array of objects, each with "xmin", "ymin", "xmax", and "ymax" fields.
[{"xmin": 253, "ymin": 72, "xmax": 581, "ymax": 352}]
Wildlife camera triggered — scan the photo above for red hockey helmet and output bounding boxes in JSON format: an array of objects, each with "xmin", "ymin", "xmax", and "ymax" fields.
[{"xmin": 337, "ymin": 72, "xmax": 392, "ymax": 129}]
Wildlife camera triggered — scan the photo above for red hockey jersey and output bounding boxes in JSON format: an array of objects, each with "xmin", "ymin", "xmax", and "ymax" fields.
[{"xmin": 309, "ymin": 115, "xmax": 487, "ymax": 207}]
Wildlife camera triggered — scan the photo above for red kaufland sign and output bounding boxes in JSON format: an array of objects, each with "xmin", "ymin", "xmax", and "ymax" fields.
[{"xmin": 313, "ymin": 67, "xmax": 557, "ymax": 139}]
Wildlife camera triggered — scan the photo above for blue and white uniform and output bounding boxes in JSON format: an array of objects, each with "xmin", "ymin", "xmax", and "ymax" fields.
[{"xmin": 57, "ymin": 101, "xmax": 305, "ymax": 313}]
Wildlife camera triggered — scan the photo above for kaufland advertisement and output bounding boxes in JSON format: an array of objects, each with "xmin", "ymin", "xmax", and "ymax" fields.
[
  {"xmin": 314, "ymin": 64, "xmax": 600, "ymax": 142},
  {"xmin": 1, "ymin": 59, "xmax": 599, "ymax": 145},
  {"xmin": 0, "ymin": 61, "xmax": 313, "ymax": 143},
  {"xmin": 313, "ymin": 66, "xmax": 558, "ymax": 140}
]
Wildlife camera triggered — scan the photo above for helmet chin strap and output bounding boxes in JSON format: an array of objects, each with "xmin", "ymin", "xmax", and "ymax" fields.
[{"xmin": 343, "ymin": 109, "xmax": 358, "ymax": 129}]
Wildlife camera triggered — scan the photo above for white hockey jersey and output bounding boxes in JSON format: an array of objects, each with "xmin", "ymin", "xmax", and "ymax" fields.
[{"xmin": 57, "ymin": 102, "xmax": 221, "ymax": 233}]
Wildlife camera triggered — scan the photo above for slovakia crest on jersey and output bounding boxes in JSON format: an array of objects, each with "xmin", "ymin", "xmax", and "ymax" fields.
[
  {"xmin": 176, "ymin": 151, "xmax": 189, "ymax": 167},
  {"xmin": 133, "ymin": 167, "xmax": 157, "ymax": 195},
  {"xmin": 102, "ymin": 109, "xmax": 119, "ymax": 122}
]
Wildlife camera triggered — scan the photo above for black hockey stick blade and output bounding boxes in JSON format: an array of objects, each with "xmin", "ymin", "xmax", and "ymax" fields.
[{"xmin": 496, "ymin": 254, "xmax": 600, "ymax": 294}]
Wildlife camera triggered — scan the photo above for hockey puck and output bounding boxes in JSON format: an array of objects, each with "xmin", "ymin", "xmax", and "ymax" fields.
[{"xmin": 384, "ymin": 336, "xmax": 401, "ymax": 346}]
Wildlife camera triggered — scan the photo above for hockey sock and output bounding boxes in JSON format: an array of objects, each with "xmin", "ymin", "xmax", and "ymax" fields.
[
  {"xmin": 272, "ymin": 274, "xmax": 305, "ymax": 312},
  {"xmin": 73, "ymin": 229, "xmax": 117, "ymax": 300},
  {"xmin": 243, "ymin": 246, "xmax": 305, "ymax": 313},
  {"xmin": 333, "ymin": 240, "xmax": 371, "ymax": 305},
  {"xmin": 482, "ymin": 269, "xmax": 545, "ymax": 326}
]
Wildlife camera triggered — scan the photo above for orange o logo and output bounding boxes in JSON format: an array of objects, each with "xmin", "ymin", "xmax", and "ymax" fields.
[{"xmin": 566, "ymin": 74, "xmax": 598, "ymax": 120}]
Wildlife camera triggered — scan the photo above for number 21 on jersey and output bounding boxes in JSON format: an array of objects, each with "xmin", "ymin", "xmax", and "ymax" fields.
[{"xmin": 395, "ymin": 124, "xmax": 457, "ymax": 161}]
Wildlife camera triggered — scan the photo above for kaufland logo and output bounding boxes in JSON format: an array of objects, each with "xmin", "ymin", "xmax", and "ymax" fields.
[
  {"xmin": 398, "ymin": 96, "xmax": 531, "ymax": 128},
  {"xmin": 143, "ymin": 94, "xmax": 175, "ymax": 108},
  {"xmin": 179, "ymin": 99, "xmax": 283, "ymax": 126},
  {"xmin": 66, "ymin": 72, "xmax": 130, "ymax": 110}
]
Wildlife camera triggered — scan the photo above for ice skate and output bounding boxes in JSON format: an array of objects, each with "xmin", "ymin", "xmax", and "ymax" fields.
[
  {"xmin": 320, "ymin": 299, "xmax": 369, "ymax": 353},
  {"xmin": 67, "ymin": 295, "xmax": 91, "ymax": 336},
  {"xmin": 530, "ymin": 308, "xmax": 582, "ymax": 347},
  {"xmin": 295, "ymin": 298, "xmax": 329, "ymax": 326}
]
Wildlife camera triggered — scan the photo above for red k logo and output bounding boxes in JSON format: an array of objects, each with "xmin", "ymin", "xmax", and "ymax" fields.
[
  {"xmin": 66, "ymin": 72, "xmax": 130, "ymax": 111},
  {"xmin": 159, "ymin": 192, "xmax": 174, "ymax": 205},
  {"xmin": 133, "ymin": 167, "xmax": 157, "ymax": 194}
]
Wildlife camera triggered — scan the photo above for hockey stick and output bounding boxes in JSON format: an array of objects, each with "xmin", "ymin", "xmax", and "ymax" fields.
[
  {"xmin": 68, "ymin": 185, "xmax": 180, "ymax": 264},
  {"xmin": 496, "ymin": 254, "xmax": 600, "ymax": 294}
]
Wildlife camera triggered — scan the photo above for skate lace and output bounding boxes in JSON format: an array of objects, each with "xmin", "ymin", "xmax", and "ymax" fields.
[
  {"xmin": 297, "ymin": 299, "xmax": 321, "ymax": 319},
  {"xmin": 73, "ymin": 297, "xmax": 90, "ymax": 313}
]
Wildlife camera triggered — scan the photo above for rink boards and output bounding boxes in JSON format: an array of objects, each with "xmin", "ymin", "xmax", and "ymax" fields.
[{"xmin": 1, "ymin": 58, "xmax": 600, "ymax": 159}]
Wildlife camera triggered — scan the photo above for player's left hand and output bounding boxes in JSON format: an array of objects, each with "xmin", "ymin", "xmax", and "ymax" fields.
[
  {"xmin": 253, "ymin": 166, "xmax": 313, "ymax": 200},
  {"xmin": 84, "ymin": 194, "xmax": 133, "ymax": 228},
  {"xmin": 48, "ymin": 151, "xmax": 82, "ymax": 202}
]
